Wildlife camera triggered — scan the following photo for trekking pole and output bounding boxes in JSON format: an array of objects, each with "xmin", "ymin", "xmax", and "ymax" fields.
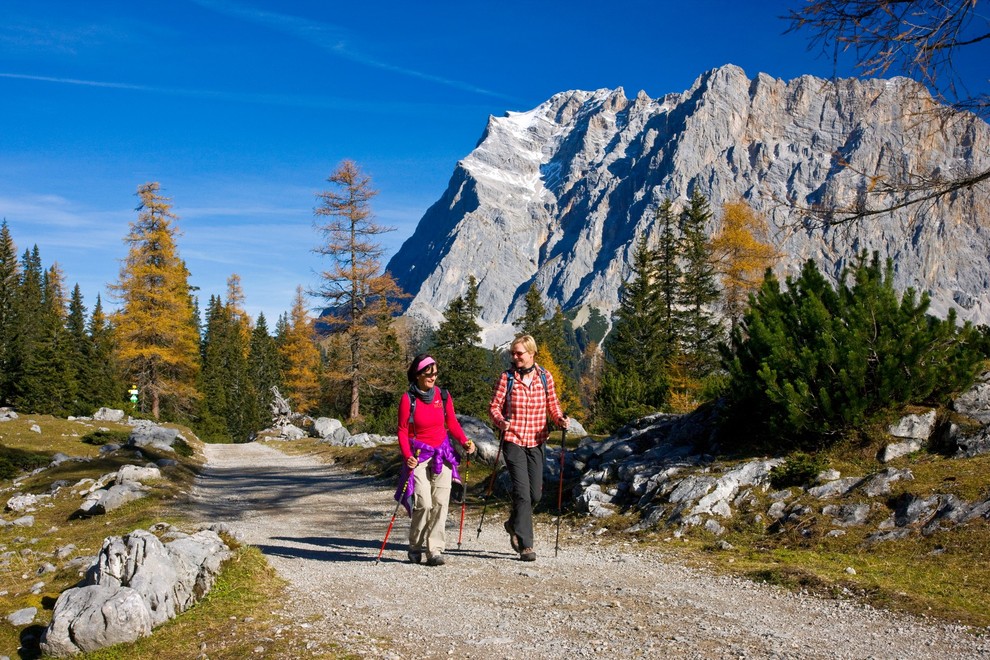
[
  {"xmin": 476, "ymin": 431, "xmax": 505, "ymax": 539},
  {"xmin": 554, "ymin": 428, "xmax": 567, "ymax": 558},
  {"xmin": 375, "ymin": 450, "xmax": 419, "ymax": 563},
  {"xmin": 456, "ymin": 453, "xmax": 470, "ymax": 550}
]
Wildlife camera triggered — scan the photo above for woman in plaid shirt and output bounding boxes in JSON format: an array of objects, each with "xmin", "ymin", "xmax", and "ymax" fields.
[{"xmin": 489, "ymin": 334, "xmax": 568, "ymax": 561}]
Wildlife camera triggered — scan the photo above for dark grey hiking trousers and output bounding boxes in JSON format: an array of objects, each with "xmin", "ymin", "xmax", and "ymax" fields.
[{"xmin": 503, "ymin": 441, "xmax": 545, "ymax": 550}]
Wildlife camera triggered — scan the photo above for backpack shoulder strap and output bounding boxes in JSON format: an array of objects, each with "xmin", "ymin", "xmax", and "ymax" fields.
[
  {"xmin": 441, "ymin": 389, "xmax": 450, "ymax": 429},
  {"xmin": 503, "ymin": 369, "xmax": 515, "ymax": 419},
  {"xmin": 410, "ymin": 389, "xmax": 450, "ymax": 432}
]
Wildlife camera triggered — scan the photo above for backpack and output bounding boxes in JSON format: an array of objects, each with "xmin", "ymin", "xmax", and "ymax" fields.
[{"xmin": 407, "ymin": 388, "xmax": 465, "ymax": 461}]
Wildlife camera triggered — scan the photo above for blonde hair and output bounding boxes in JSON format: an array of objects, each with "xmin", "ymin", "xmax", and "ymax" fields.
[{"xmin": 511, "ymin": 334, "xmax": 538, "ymax": 356}]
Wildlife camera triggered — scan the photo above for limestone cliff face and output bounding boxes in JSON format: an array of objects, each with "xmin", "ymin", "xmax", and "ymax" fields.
[{"xmin": 386, "ymin": 64, "xmax": 990, "ymax": 345}]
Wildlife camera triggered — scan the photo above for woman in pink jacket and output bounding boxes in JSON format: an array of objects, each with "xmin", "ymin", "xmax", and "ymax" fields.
[{"xmin": 396, "ymin": 354, "xmax": 476, "ymax": 566}]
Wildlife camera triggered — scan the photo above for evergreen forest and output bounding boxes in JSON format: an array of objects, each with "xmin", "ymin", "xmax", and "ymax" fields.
[{"xmin": 1, "ymin": 170, "xmax": 987, "ymax": 452}]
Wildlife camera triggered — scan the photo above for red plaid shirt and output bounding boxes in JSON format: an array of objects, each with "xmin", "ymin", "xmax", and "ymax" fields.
[{"xmin": 489, "ymin": 366, "xmax": 565, "ymax": 448}]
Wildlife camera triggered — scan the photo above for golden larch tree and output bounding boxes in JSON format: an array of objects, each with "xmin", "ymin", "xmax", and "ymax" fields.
[
  {"xmin": 225, "ymin": 273, "xmax": 253, "ymax": 351},
  {"xmin": 111, "ymin": 182, "xmax": 200, "ymax": 420},
  {"xmin": 311, "ymin": 160, "xmax": 406, "ymax": 421},
  {"xmin": 710, "ymin": 200, "xmax": 781, "ymax": 330},
  {"xmin": 537, "ymin": 348, "xmax": 581, "ymax": 420},
  {"xmin": 279, "ymin": 285, "xmax": 321, "ymax": 413}
]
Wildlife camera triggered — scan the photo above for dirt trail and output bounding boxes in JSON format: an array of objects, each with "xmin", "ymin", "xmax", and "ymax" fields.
[{"xmin": 187, "ymin": 441, "xmax": 988, "ymax": 659}]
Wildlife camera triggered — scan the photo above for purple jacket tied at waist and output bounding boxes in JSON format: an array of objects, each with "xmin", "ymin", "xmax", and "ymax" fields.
[{"xmin": 394, "ymin": 438, "xmax": 463, "ymax": 516}]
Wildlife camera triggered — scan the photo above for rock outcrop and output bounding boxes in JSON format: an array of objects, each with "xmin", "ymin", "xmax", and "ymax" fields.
[
  {"xmin": 40, "ymin": 526, "xmax": 231, "ymax": 657},
  {"xmin": 551, "ymin": 372, "xmax": 990, "ymax": 539}
]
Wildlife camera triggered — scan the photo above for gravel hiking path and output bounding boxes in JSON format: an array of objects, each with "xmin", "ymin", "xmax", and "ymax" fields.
[{"xmin": 187, "ymin": 441, "xmax": 988, "ymax": 659}]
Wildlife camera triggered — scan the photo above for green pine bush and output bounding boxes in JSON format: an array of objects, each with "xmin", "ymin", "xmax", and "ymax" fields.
[
  {"xmin": 722, "ymin": 252, "xmax": 985, "ymax": 452},
  {"xmin": 769, "ymin": 452, "xmax": 827, "ymax": 489},
  {"xmin": 81, "ymin": 429, "xmax": 131, "ymax": 446}
]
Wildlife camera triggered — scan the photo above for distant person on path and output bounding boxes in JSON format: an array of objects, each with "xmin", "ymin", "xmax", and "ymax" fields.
[
  {"xmin": 396, "ymin": 354, "xmax": 476, "ymax": 566},
  {"xmin": 488, "ymin": 334, "xmax": 568, "ymax": 562}
]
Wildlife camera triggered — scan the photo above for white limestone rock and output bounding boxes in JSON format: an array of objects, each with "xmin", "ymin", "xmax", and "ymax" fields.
[{"xmin": 388, "ymin": 66, "xmax": 990, "ymax": 344}]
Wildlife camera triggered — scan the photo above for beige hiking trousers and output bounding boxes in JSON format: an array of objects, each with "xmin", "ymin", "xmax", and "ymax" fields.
[{"xmin": 408, "ymin": 460, "xmax": 452, "ymax": 557}]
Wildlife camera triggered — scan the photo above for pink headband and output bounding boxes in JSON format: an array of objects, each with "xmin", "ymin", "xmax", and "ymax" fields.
[{"xmin": 416, "ymin": 357, "xmax": 436, "ymax": 373}]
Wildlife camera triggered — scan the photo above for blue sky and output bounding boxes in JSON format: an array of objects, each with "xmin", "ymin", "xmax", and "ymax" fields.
[{"xmin": 1, "ymin": 0, "xmax": 984, "ymax": 323}]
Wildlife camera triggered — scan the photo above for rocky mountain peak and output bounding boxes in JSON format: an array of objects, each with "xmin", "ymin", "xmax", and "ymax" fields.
[{"xmin": 387, "ymin": 65, "xmax": 990, "ymax": 346}]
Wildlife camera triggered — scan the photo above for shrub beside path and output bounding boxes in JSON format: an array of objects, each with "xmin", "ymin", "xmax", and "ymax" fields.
[{"xmin": 188, "ymin": 442, "xmax": 988, "ymax": 659}]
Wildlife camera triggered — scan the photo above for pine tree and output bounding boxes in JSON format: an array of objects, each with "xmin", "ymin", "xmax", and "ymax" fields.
[
  {"xmin": 7, "ymin": 247, "xmax": 44, "ymax": 410},
  {"xmin": 17, "ymin": 263, "xmax": 75, "ymax": 414},
  {"xmin": 312, "ymin": 160, "xmax": 406, "ymax": 421},
  {"xmin": 723, "ymin": 252, "xmax": 984, "ymax": 450},
  {"xmin": 710, "ymin": 200, "xmax": 780, "ymax": 331},
  {"xmin": 432, "ymin": 275, "xmax": 497, "ymax": 418},
  {"xmin": 0, "ymin": 221, "xmax": 19, "ymax": 404},
  {"xmin": 274, "ymin": 312, "xmax": 289, "ymax": 345},
  {"xmin": 199, "ymin": 295, "xmax": 258, "ymax": 442},
  {"xmin": 279, "ymin": 286, "xmax": 321, "ymax": 413},
  {"xmin": 248, "ymin": 312, "xmax": 283, "ymax": 426},
  {"xmin": 87, "ymin": 294, "xmax": 121, "ymax": 408},
  {"xmin": 111, "ymin": 182, "xmax": 201, "ymax": 420},
  {"xmin": 654, "ymin": 199, "xmax": 682, "ymax": 366},
  {"xmin": 677, "ymin": 190, "xmax": 723, "ymax": 387},
  {"xmin": 605, "ymin": 235, "xmax": 663, "ymax": 373},
  {"xmin": 512, "ymin": 284, "xmax": 558, "ymax": 365},
  {"xmin": 197, "ymin": 297, "xmax": 232, "ymax": 442},
  {"xmin": 597, "ymin": 234, "xmax": 669, "ymax": 428},
  {"xmin": 66, "ymin": 284, "xmax": 94, "ymax": 414},
  {"xmin": 513, "ymin": 284, "xmax": 547, "ymax": 340},
  {"xmin": 544, "ymin": 305, "xmax": 582, "ymax": 386}
]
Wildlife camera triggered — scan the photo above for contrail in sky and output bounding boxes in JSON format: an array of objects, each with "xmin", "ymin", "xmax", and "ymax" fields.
[
  {"xmin": 0, "ymin": 72, "xmax": 150, "ymax": 91},
  {"xmin": 0, "ymin": 71, "xmax": 470, "ymax": 113},
  {"xmin": 190, "ymin": 0, "xmax": 518, "ymax": 102}
]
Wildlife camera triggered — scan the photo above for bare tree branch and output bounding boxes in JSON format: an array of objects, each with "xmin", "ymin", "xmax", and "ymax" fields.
[{"xmin": 784, "ymin": 0, "xmax": 990, "ymax": 222}]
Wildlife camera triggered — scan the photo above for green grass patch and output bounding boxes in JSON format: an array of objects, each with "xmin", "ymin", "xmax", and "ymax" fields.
[
  {"xmin": 561, "ymin": 440, "xmax": 990, "ymax": 631},
  {"xmin": 721, "ymin": 522, "xmax": 990, "ymax": 628},
  {"xmin": 79, "ymin": 545, "xmax": 343, "ymax": 660},
  {"xmin": 886, "ymin": 452, "xmax": 990, "ymax": 501},
  {"xmin": 0, "ymin": 415, "xmax": 329, "ymax": 659}
]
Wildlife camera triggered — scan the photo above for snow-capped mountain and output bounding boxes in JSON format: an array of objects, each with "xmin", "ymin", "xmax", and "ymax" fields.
[{"xmin": 386, "ymin": 64, "xmax": 990, "ymax": 346}]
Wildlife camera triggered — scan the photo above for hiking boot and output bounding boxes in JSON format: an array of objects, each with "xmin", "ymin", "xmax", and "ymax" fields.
[
  {"xmin": 504, "ymin": 520, "xmax": 521, "ymax": 553},
  {"xmin": 520, "ymin": 548, "xmax": 536, "ymax": 562},
  {"xmin": 426, "ymin": 553, "xmax": 446, "ymax": 567},
  {"xmin": 407, "ymin": 550, "xmax": 423, "ymax": 564}
]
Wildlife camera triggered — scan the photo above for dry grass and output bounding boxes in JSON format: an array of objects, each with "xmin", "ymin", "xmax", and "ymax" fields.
[{"xmin": 582, "ymin": 448, "xmax": 990, "ymax": 630}]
